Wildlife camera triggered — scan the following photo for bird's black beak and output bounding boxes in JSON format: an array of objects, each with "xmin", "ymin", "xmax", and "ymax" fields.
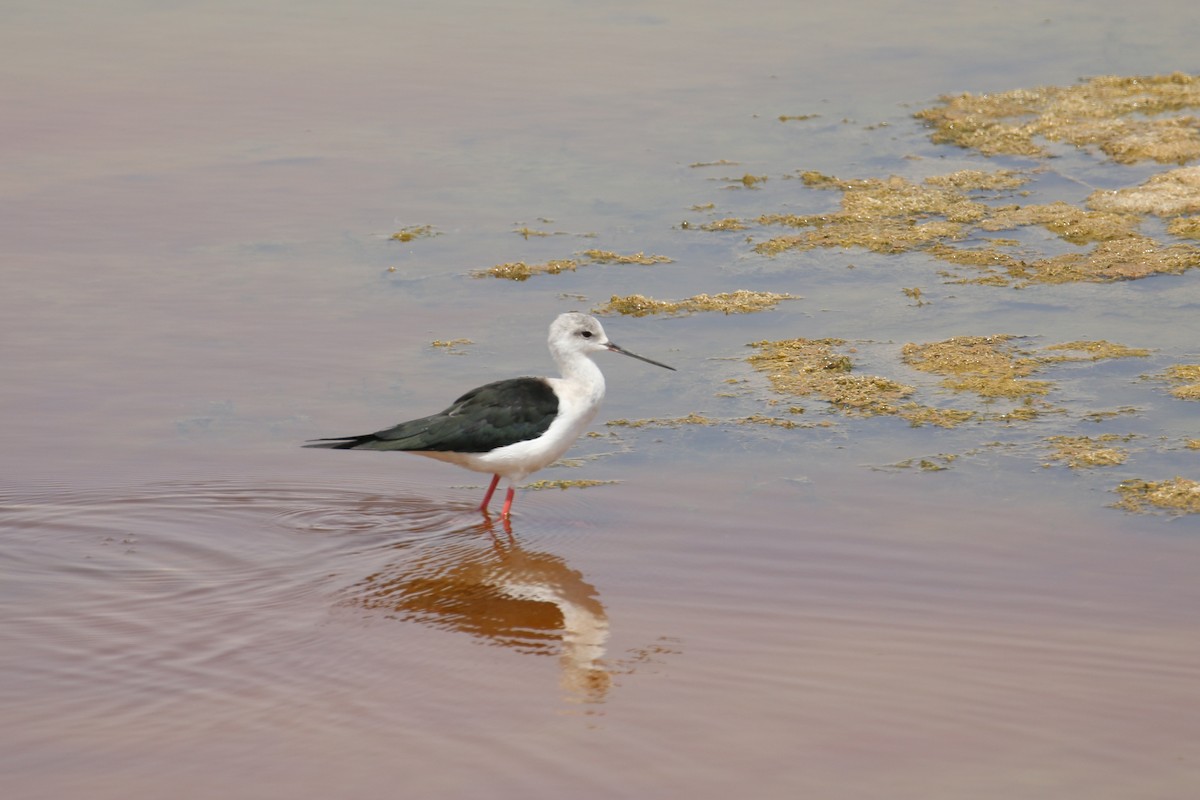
[{"xmin": 607, "ymin": 342, "xmax": 676, "ymax": 371}]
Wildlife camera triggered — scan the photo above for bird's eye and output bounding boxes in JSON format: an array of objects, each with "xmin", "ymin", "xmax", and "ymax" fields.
[{"xmin": 580, "ymin": 330, "xmax": 593, "ymax": 338}]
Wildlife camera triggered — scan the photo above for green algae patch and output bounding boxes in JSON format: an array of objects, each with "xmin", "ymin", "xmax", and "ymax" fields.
[
  {"xmin": 605, "ymin": 412, "xmax": 830, "ymax": 431},
  {"xmin": 1083, "ymin": 407, "xmax": 1142, "ymax": 422},
  {"xmin": 473, "ymin": 250, "xmax": 673, "ymax": 281},
  {"xmin": 935, "ymin": 236, "xmax": 1200, "ymax": 286},
  {"xmin": 524, "ymin": 479, "xmax": 620, "ymax": 491},
  {"xmin": 923, "ymin": 169, "xmax": 1030, "ymax": 191},
  {"xmin": 1175, "ymin": 386, "xmax": 1200, "ymax": 401},
  {"xmin": 1044, "ymin": 434, "xmax": 1135, "ymax": 468},
  {"xmin": 736, "ymin": 174, "xmax": 768, "ymax": 188},
  {"xmin": 796, "ymin": 170, "xmax": 842, "ymax": 187},
  {"xmin": 1088, "ymin": 166, "xmax": 1200, "ymax": 216},
  {"xmin": 736, "ymin": 333, "xmax": 1184, "ymax": 503},
  {"xmin": 510, "ymin": 219, "xmax": 593, "ymax": 239},
  {"xmin": 1114, "ymin": 477, "xmax": 1200, "ymax": 514},
  {"xmin": 1038, "ymin": 341, "xmax": 1152, "ymax": 362},
  {"xmin": 390, "ymin": 224, "xmax": 438, "ymax": 242},
  {"xmin": 473, "ymin": 259, "xmax": 579, "ymax": 281},
  {"xmin": 512, "ymin": 226, "xmax": 555, "ymax": 239},
  {"xmin": 752, "ymin": 334, "xmax": 1153, "ymax": 427},
  {"xmin": 746, "ymin": 336, "xmax": 1152, "ymax": 426},
  {"xmin": 976, "ymin": 202, "xmax": 1139, "ymax": 245},
  {"xmin": 430, "ymin": 338, "xmax": 473, "ymax": 355},
  {"xmin": 699, "ymin": 218, "xmax": 749, "ymax": 232},
  {"xmin": 710, "ymin": 77, "xmax": 1200, "ymax": 289},
  {"xmin": 607, "ymin": 412, "xmax": 833, "ymax": 432},
  {"xmin": 736, "ymin": 414, "xmax": 806, "ymax": 429},
  {"xmin": 902, "ymin": 336, "xmax": 1150, "ymax": 400},
  {"xmin": 597, "ymin": 290, "xmax": 797, "ymax": 317},
  {"xmin": 705, "ymin": 171, "xmax": 769, "ymax": 188},
  {"xmin": 607, "ymin": 413, "xmax": 719, "ymax": 428},
  {"xmin": 745, "ymin": 168, "xmax": 1200, "ymax": 285},
  {"xmin": 1022, "ymin": 237, "xmax": 1200, "ymax": 283},
  {"xmin": 883, "ymin": 454, "xmax": 959, "ymax": 472},
  {"xmin": 914, "ymin": 73, "xmax": 1200, "ymax": 164},
  {"xmin": 747, "ymin": 338, "xmax": 918, "ymax": 416},
  {"xmin": 754, "ymin": 174, "xmax": 990, "ymax": 256},
  {"xmin": 1158, "ymin": 364, "xmax": 1200, "ymax": 400},
  {"xmin": 745, "ymin": 337, "xmax": 985, "ymax": 426},
  {"xmin": 745, "ymin": 337, "xmax": 849, "ymax": 388},
  {"xmin": 580, "ymin": 250, "xmax": 674, "ymax": 265},
  {"xmin": 755, "ymin": 219, "xmax": 962, "ymax": 256},
  {"xmin": 1169, "ymin": 217, "xmax": 1200, "ymax": 238},
  {"xmin": 901, "ymin": 336, "xmax": 1051, "ymax": 399},
  {"xmin": 826, "ymin": 175, "xmax": 990, "ymax": 222},
  {"xmin": 895, "ymin": 404, "xmax": 976, "ymax": 428}
]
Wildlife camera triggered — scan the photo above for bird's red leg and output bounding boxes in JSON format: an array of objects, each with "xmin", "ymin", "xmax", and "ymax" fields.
[
  {"xmin": 500, "ymin": 487, "xmax": 516, "ymax": 519},
  {"xmin": 479, "ymin": 474, "xmax": 501, "ymax": 512}
]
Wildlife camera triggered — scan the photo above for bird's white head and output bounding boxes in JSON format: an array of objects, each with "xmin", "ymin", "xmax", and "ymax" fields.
[
  {"xmin": 549, "ymin": 312, "xmax": 611, "ymax": 357},
  {"xmin": 548, "ymin": 312, "xmax": 675, "ymax": 371}
]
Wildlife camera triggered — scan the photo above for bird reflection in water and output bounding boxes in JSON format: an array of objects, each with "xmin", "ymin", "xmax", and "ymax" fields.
[{"xmin": 346, "ymin": 519, "xmax": 611, "ymax": 704}]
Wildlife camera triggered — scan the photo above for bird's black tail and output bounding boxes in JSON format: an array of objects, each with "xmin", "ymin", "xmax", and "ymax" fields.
[{"xmin": 302, "ymin": 434, "xmax": 379, "ymax": 450}]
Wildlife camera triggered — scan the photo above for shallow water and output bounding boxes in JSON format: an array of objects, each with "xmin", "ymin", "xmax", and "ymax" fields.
[
  {"xmin": 4, "ymin": 473, "xmax": 1199, "ymax": 797},
  {"xmin": 3, "ymin": 1, "xmax": 1200, "ymax": 798}
]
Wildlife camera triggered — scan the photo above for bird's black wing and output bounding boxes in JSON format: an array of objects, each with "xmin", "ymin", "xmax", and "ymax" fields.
[{"xmin": 305, "ymin": 377, "xmax": 559, "ymax": 453}]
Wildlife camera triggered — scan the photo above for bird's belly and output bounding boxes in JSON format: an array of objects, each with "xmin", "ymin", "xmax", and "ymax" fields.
[
  {"xmin": 419, "ymin": 404, "xmax": 596, "ymax": 481},
  {"xmin": 446, "ymin": 434, "xmax": 574, "ymax": 480}
]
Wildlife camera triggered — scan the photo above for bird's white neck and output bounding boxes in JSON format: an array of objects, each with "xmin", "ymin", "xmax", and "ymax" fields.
[{"xmin": 556, "ymin": 352, "xmax": 606, "ymax": 399}]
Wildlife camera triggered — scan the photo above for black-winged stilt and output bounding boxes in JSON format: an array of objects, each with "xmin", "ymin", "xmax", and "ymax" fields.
[{"xmin": 305, "ymin": 312, "xmax": 674, "ymax": 519}]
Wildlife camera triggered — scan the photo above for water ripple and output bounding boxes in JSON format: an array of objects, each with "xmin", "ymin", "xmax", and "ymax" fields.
[{"xmin": 0, "ymin": 478, "xmax": 617, "ymax": 744}]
